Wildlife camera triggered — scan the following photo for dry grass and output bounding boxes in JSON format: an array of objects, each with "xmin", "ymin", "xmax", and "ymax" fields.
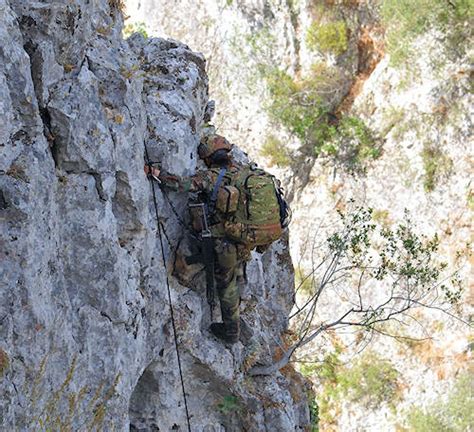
[{"xmin": 0, "ymin": 348, "xmax": 9, "ymax": 378}]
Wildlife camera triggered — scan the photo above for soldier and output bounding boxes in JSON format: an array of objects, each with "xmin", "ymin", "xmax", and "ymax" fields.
[
  {"xmin": 145, "ymin": 134, "xmax": 249, "ymax": 344},
  {"xmin": 145, "ymin": 133, "xmax": 289, "ymax": 344}
]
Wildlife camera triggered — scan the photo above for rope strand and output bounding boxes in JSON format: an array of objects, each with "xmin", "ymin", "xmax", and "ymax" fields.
[{"xmin": 144, "ymin": 147, "xmax": 192, "ymax": 432}]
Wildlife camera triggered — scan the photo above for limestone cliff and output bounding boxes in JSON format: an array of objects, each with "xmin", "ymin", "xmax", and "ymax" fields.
[
  {"xmin": 0, "ymin": 1, "xmax": 310, "ymax": 430},
  {"xmin": 123, "ymin": 1, "xmax": 473, "ymax": 430}
]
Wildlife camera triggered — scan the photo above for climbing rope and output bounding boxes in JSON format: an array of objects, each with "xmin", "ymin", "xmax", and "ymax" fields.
[
  {"xmin": 161, "ymin": 187, "xmax": 199, "ymax": 241},
  {"xmin": 144, "ymin": 147, "xmax": 192, "ymax": 432}
]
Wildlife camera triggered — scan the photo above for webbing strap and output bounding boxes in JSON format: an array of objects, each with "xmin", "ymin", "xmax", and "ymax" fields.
[{"xmin": 208, "ymin": 167, "xmax": 227, "ymax": 215}]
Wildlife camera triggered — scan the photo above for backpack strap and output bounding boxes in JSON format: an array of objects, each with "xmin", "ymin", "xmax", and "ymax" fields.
[{"xmin": 208, "ymin": 167, "xmax": 227, "ymax": 215}]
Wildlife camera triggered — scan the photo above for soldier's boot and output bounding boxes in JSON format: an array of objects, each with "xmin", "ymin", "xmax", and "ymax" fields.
[{"xmin": 209, "ymin": 321, "xmax": 239, "ymax": 344}]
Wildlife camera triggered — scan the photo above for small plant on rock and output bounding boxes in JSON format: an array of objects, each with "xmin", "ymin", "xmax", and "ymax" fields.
[
  {"xmin": 260, "ymin": 135, "xmax": 292, "ymax": 167},
  {"xmin": 217, "ymin": 395, "xmax": 241, "ymax": 415},
  {"xmin": 421, "ymin": 142, "xmax": 453, "ymax": 192},
  {"xmin": 306, "ymin": 20, "xmax": 349, "ymax": 56},
  {"xmin": 123, "ymin": 22, "xmax": 149, "ymax": 39}
]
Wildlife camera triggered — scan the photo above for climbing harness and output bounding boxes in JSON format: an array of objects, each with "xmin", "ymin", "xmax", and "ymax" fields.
[{"xmin": 144, "ymin": 147, "xmax": 192, "ymax": 432}]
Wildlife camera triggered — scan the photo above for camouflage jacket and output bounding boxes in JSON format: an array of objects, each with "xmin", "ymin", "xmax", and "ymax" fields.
[
  {"xmin": 158, "ymin": 165, "xmax": 242, "ymax": 235},
  {"xmin": 159, "ymin": 164, "xmax": 278, "ymax": 255},
  {"xmin": 158, "ymin": 165, "xmax": 241, "ymax": 195}
]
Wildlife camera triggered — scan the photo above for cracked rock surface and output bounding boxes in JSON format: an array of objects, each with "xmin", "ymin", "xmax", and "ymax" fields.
[{"xmin": 0, "ymin": 1, "xmax": 309, "ymax": 430}]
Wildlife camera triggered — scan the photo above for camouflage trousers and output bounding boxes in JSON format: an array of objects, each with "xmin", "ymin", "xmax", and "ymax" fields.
[{"xmin": 213, "ymin": 239, "xmax": 249, "ymax": 328}]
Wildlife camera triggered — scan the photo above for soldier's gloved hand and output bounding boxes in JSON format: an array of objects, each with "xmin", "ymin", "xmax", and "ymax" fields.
[{"xmin": 144, "ymin": 164, "xmax": 161, "ymax": 182}]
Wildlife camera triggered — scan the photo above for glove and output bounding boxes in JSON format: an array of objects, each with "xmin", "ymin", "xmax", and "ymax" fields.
[{"xmin": 144, "ymin": 164, "xmax": 161, "ymax": 182}]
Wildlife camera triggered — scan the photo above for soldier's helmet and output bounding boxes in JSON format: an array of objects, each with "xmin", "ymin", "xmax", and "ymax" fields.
[{"xmin": 198, "ymin": 134, "xmax": 233, "ymax": 160}]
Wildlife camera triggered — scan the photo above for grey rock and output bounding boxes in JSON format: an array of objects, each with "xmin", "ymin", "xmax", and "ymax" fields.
[{"xmin": 0, "ymin": 1, "xmax": 309, "ymax": 431}]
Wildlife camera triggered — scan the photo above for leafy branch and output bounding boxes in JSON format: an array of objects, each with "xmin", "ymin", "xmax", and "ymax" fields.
[{"xmin": 249, "ymin": 205, "xmax": 469, "ymax": 376}]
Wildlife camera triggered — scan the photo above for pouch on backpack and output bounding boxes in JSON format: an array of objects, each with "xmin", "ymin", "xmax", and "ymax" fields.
[{"xmin": 216, "ymin": 185, "xmax": 239, "ymax": 214}]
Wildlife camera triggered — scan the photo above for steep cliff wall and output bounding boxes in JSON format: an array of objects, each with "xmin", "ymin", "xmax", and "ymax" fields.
[
  {"xmin": 123, "ymin": 1, "xmax": 473, "ymax": 430},
  {"xmin": 0, "ymin": 1, "xmax": 309, "ymax": 430}
]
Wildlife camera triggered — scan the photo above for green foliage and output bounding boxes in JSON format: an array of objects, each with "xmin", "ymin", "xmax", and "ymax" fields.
[
  {"xmin": 407, "ymin": 373, "xmax": 474, "ymax": 431},
  {"xmin": 263, "ymin": 64, "xmax": 380, "ymax": 172},
  {"xmin": 123, "ymin": 21, "xmax": 149, "ymax": 39},
  {"xmin": 300, "ymin": 349, "xmax": 343, "ymax": 426},
  {"xmin": 408, "ymin": 408, "xmax": 447, "ymax": 432},
  {"xmin": 217, "ymin": 395, "xmax": 241, "ymax": 415},
  {"xmin": 295, "ymin": 267, "xmax": 314, "ymax": 295},
  {"xmin": 380, "ymin": 0, "xmax": 474, "ymax": 65},
  {"xmin": 260, "ymin": 135, "xmax": 292, "ymax": 167},
  {"xmin": 244, "ymin": 26, "xmax": 276, "ymax": 74},
  {"xmin": 326, "ymin": 206, "xmax": 463, "ymax": 306},
  {"xmin": 421, "ymin": 143, "xmax": 453, "ymax": 192},
  {"xmin": 371, "ymin": 209, "xmax": 391, "ymax": 227},
  {"xmin": 301, "ymin": 350, "xmax": 399, "ymax": 427},
  {"xmin": 233, "ymin": 18, "xmax": 381, "ymax": 174},
  {"xmin": 306, "ymin": 20, "xmax": 349, "ymax": 55},
  {"xmin": 322, "ymin": 116, "xmax": 381, "ymax": 173},
  {"xmin": 308, "ymin": 392, "xmax": 320, "ymax": 432},
  {"xmin": 337, "ymin": 352, "xmax": 399, "ymax": 408},
  {"xmin": 265, "ymin": 67, "xmax": 327, "ymax": 143},
  {"xmin": 295, "ymin": 205, "xmax": 466, "ymax": 429}
]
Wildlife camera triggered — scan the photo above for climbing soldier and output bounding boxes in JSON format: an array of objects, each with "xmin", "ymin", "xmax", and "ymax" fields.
[{"xmin": 145, "ymin": 134, "xmax": 290, "ymax": 344}]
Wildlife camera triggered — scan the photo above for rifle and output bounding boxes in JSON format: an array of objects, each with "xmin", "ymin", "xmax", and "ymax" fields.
[
  {"xmin": 186, "ymin": 168, "xmax": 227, "ymax": 320},
  {"xmin": 187, "ymin": 203, "xmax": 216, "ymax": 320}
]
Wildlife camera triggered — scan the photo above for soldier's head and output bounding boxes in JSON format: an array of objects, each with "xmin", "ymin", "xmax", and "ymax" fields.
[{"xmin": 198, "ymin": 134, "xmax": 233, "ymax": 167}]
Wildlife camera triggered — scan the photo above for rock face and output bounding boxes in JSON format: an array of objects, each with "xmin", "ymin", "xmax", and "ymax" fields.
[
  {"xmin": 124, "ymin": 0, "xmax": 302, "ymax": 162},
  {"xmin": 0, "ymin": 1, "xmax": 309, "ymax": 430},
  {"xmin": 124, "ymin": 1, "xmax": 473, "ymax": 431}
]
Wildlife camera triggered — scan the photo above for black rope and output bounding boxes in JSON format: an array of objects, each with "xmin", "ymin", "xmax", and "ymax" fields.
[
  {"xmin": 161, "ymin": 188, "xmax": 199, "ymax": 240},
  {"xmin": 144, "ymin": 147, "xmax": 192, "ymax": 432}
]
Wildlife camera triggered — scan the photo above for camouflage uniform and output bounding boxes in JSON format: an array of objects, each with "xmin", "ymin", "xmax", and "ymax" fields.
[{"xmin": 159, "ymin": 166, "xmax": 250, "ymax": 341}]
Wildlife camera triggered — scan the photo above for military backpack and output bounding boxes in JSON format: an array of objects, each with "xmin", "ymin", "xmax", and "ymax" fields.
[{"xmin": 211, "ymin": 164, "xmax": 291, "ymax": 250}]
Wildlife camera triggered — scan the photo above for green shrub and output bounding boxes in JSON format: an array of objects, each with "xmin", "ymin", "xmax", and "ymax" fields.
[
  {"xmin": 123, "ymin": 22, "xmax": 149, "ymax": 39},
  {"xmin": 265, "ymin": 68, "xmax": 328, "ymax": 143},
  {"xmin": 239, "ymin": 21, "xmax": 379, "ymax": 173},
  {"xmin": 421, "ymin": 143, "xmax": 453, "ymax": 192},
  {"xmin": 300, "ymin": 350, "xmax": 343, "ymax": 427},
  {"xmin": 444, "ymin": 374, "xmax": 474, "ymax": 431},
  {"xmin": 264, "ymin": 65, "xmax": 379, "ymax": 172},
  {"xmin": 407, "ymin": 407, "xmax": 447, "ymax": 432},
  {"xmin": 322, "ymin": 116, "xmax": 381, "ymax": 172},
  {"xmin": 300, "ymin": 350, "xmax": 399, "ymax": 427},
  {"xmin": 306, "ymin": 20, "xmax": 349, "ymax": 55},
  {"xmin": 217, "ymin": 395, "xmax": 241, "ymax": 415},
  {"xmin": 260, "ymin": 135, "xmax": 292, "ymax": 167},
  {"xmin": 338, "ymin": 352, "xmax": 399, "ymax": 408},
  {"xmin": 308, "ymin": 392, "xmax": 320, "ymax": 432},
  {"xmin": 380, "ymin": 0, "xmax": 474, "ymax": 65},
  {"xmin": 407, "ymin": 373, "xmax": 474, "ymax": 431}
]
